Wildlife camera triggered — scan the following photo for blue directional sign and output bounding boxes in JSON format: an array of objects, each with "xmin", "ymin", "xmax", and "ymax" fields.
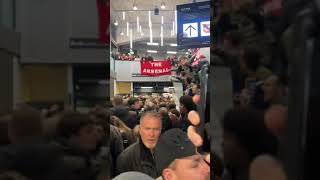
[
  {"xmin": 183, "ymin": 22, "xmax": 198, "ymax": 38},
  {"xmin": 177, "ymin": 1, "xmax": 210, "ymax": 48}
]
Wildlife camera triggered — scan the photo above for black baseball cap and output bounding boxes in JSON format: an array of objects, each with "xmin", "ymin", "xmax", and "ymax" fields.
[{"xmin": 155, "ymin": 128, "xmax": 196, "ymax": 175}]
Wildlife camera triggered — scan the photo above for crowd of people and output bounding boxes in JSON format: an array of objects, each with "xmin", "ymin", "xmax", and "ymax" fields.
[
  {"xmin": 112, "ymin": 52, "xmax": 139, "ymax": 61},
  {"xmin": 108, "ymin": 90, "xmax": 210, "ymax": 178},
  {"xmin": 0, "ymin": 0, "xmax": 301, "ymax": 179},
  {"xmin": 0, "ymin": 104, "xmax": 110, "ymax": 180},
  {"xmin": 210, "ymin": 0, "xmax": 290, "ymax": 179}
]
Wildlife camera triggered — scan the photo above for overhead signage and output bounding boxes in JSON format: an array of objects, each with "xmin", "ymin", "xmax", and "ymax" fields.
[{"xmin": 177, "ymin": 1, "xmax": 210, "ymax": 48}]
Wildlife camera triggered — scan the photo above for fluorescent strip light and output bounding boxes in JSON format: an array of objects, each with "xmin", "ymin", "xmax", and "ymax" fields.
[
  {"xmin": 175, "ymin": 10, "xmax": 177, "ymax": 34},
  {"xmin": 161, "ymin": 16, "xmax": 164, "ymax": 25},
  {"xmin": 150, "ymin": 27, "xmax": 153, "ymax": 43},
  {"xmin": 123, "ymin": 12, "xmax": 125, "ymax": 20},
  {"xmin": 141, "ymin": 87, "xmax": 153, "ymax": 89},
  {"xmin": 137, "ymin": 16, "xmax": 140, "ymax": 32},
  {"xmin": 167, "ymin": 51, "xmax": 177, "ymax": 54},
  {"xmin": 170, "ymin": 43, "xmax": 177, "ymax": 47},
  {"xmin": 149, "ymin": 11, "xmax": 153, "ymax": 43},
  {"xmin": 147, "ymin": 42, "xmax": 159, "ymax": 46},
  {"xmin": 172, "ymin": 21, "xmax": 175, "ymax": 35},
  {"xmin": 130, "ymin": 29, "xmax": 133, "ymax": 49},
  {"xmin": 147, "ymin": 50, "xmax": 157, "ymax": 53},
  {"xmin": 127, "ymin": 22, "xmax": 129, "ymax": 36},
  {"xmin": 148, "ymin": 11, "xmax": 151, "ymax": 27},
  {"xmin": 161, "ymin": 26, "xmax": 163, "ymax": 46}
]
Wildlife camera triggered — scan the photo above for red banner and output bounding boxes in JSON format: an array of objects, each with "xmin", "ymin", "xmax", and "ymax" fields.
[
  {"xmin": 97, "ymin": 0, "xmax": 110, "ymax": 44},
  {"xmin": 191, "ymin": 48, "xmax": 206, "ymax": 66},
  {"xmin": 140, "ymin": 60, "xmax": 172, "ymax": 76}
]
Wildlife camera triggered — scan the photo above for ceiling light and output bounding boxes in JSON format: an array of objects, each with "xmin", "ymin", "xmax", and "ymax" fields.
[
  {"xmin": 141, "ymin": 87, "xmax": 153, "ymax": 89},
  {"xmin": 147, "ymin": 50, "xmax": 157, "ymax": 53},
  {"xmin": 114, "ymin": 20, "xmax": 118, "ymax": 26},
  {"xmin": 161, "ymin": 2, "xmax": 166, "ymax": 9},
  {"xmin": 147, "ymin": 42, "xmax": 159, "ymax": 46},
  {"xmin": 170, "ymin": 44, "xmax": 178, "ymax": 47},
  {"xmin": 137, "ymin": 16, "xmax": 140, "ymax": 32},
  {"xmin": 175, "ymin": 10, "xmax": 177, "ymax": 34},
  {"xmin": 123, "ymin": 12, "xmax": 125, "ymax": 20},
  {"xmin": 120, "ymin": 30, "xmax": 124, "ymax": 36},
  {"xmin": 133, "ymin": 3, "xmax": 138, "ymax": 10},
  {"xmin": 167, "ymin": 51, "xmax": 177, "ymax": 54},
  {"xmin": 127, "ymin": 22, "xmax": 129, "ymax": 36}
]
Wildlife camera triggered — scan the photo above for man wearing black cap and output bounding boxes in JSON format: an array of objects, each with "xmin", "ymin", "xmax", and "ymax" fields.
[{"xmin": 155, "ymin": 128, "xmax": 210, "ymax": 180}]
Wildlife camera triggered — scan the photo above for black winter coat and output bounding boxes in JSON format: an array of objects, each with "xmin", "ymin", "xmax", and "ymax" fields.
[{"xmin": 116, "ymin": 139, "xmax": 158, "ymax": 178}]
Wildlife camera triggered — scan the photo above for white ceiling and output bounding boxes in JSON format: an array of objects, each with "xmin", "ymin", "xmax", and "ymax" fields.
[{"xmin": 110, "ymin": 0, "xmax": 193, "ymax": 44}]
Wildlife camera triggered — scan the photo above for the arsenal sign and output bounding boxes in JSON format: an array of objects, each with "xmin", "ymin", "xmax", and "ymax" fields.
[{"xmin": 140, "ymin": 60, "xmax": 172, "ymax": 76}]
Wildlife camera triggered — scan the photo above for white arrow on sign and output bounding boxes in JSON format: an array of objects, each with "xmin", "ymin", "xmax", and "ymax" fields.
[{"xmin": 183, "ymin": 22, "xmax": 198, "ymax": 38}]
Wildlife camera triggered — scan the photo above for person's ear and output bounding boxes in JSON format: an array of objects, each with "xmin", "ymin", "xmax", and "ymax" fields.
[{"xmin": 162, "ymin": 168, "xmax": 175, "ymax": 180}]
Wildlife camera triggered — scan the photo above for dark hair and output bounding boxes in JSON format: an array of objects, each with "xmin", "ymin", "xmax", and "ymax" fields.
[
  {"xmin": 222, "ymin": 108, "xmax": 278, "ymax": 161},
  {"xmin": 158, "ymin": 107, "xmax": 168, "ymax": 116},
  {"xmin": 179, "ymin": 95, "xmax": 197, "ymax": 112},
  {"xmin": 10, "ymin": 107, "xmax": 43, "ymax": 140},
  {"xmin": 167, "ymin": 103, "xmax": 176, "ymax": 110},
  {"xmin": 57, "ymin": 112, "xmax": 95, "ymax": 139},
  {"xmin": 90, "ymin": 109, "xmax": 110, "ymax": 133},
  {"xmin": 242, "ymin": 47, "xmax": 261, "ymax": 72},
  {"xmin": 127, "ymin": 97, "xmax": 139, "ymax": 106},
  {"xmin": 186, "ymin": 76, "xmax": 192, "ymax": 84},
  {"xmin": 158, "ymin": 103, "xmax": 167, "ymax": 109},
  {"xmin": 170, "ymin": 109, "xmax": 180, "ymax": 117},
  {"xmin": 194, "ymin": 84, "xmax": 201, "ymax": 89}
]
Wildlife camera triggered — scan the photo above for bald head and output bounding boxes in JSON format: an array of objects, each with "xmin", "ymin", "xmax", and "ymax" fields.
[{"xmin": 250, "ymin": 155, "xmax": 287, "ymax": 180}]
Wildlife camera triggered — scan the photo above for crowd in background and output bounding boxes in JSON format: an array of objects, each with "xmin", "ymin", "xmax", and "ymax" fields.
[
  {"xmin": 0, "ymin": 103, "xmax": 110, "ymax": 180},
  {"xmin": 211, "ymin": 0, "xmax": 290, "ymax": 179},
  {"xmin": 112, "ymin": 52, "xmax": 139, "ymax": 61},
  {"xmin": 0, "ymin": 0, "xmax": 304, "ymax": 179}
]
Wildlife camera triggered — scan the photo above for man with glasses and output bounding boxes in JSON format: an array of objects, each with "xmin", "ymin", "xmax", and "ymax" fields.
[{"xmin": 116, "ymin": 111, "xmax": 162, "ymax": 178}]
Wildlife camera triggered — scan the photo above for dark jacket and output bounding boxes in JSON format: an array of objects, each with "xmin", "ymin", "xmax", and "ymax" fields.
[
  {"xmin": 110, "ymin": 105, "xmax": 130, "ymax": 127},
  {"xmin": 161, "ymin": 114, "xmax": 172, "ymax": 134},
  {"xmin": 110, "ymin": 125, "xmax": 124, "ymax": 178},
  {"xmin": 52, "ymin": 138, "xmax": 100, "ymax": 180},
  {"xmin": 116, "ymin": 139, "xmax": 158, "ymax": 178},
  {"xmin": 0, "ymin": 142, "xmax": 76, "ymax": 180}
]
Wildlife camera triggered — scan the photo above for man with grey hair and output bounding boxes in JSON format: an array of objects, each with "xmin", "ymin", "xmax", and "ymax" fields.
[{"xmin": 116, "ymin": 111, "xmax": 162, "ymax": 178}]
